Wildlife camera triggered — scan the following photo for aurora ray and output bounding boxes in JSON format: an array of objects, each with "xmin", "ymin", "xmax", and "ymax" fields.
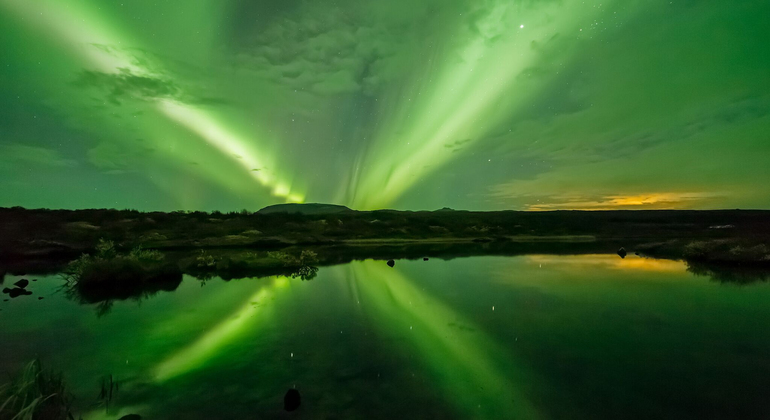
[
  {"xmin": 0, "ymin": 0, "xmax": 303, "ymax": 206},
  {"xmin": 350, "ymin": 0, "xmax": 618, "ymax": 209},
  {"xmin": 0, "ymin": 0, "xmax": 768, "ymax": 210}
]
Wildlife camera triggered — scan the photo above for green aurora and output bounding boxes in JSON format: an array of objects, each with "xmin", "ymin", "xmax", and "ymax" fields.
[{"xmin": 1, "ymin": 0, "xmax": 768, "ymax": 211}]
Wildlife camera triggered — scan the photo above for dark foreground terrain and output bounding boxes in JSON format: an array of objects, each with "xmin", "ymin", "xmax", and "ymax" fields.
[
  {"xmin": 2, "ymin": 205, "xmax": 769, "ymax": 295},
  {"xmin": 2, "ymin": 205, "xmax": 769, "ymax": 256}
]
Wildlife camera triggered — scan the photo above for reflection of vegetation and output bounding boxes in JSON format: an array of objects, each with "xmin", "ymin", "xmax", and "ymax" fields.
[
  {"xmin": 683, "ymin": 240, "xmax": 770, "ymax": 263},
  {"xmin": 687, "ymin": 261, "xmax": 770, "ymax": 285},
  {"xmin": 270, "ymin": 250, "xmax": 318, "ymax": 281},
  {"xmin": 96, "ymin": 374, "xmax": 119, "ymax": 412},
  {"xmin": 63, "ymin": 239, "xmax": 182, "ymax": 315},
  {"xmin": 290, "ymin": 265, "xmax": 318, "ymax": 281},
  {"xmin": 267, "ymin": 250, "xmax": 318, "ymax": 266},
  {"xmin": 0, "ymin": 360, "xmax": 76, "ymax": 420},
  {"xmin": 183, "ymin": 249, "xmax": 319, "ymax": 281},
  {"xmin": 638, "ymin": 239, "xmax": 770, "ymax": 283},
  {"xmin": 639, "ymin": 239, "xmax": 770, "ymax": 266}
]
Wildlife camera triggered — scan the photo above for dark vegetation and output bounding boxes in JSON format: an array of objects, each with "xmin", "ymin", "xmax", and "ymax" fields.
[
  {"xmin": 1, "ymin": 206, "xmax": 769, "ymax": 294},
  {"xmin": 60, "ymin": 239, "xmax": 182, "ymax": 316},
  {"xmin": 182, "ymin": 249, "xmax": 318, "ymax": 281},
  {"xmin": 0, "ymin": 360, "xmax": 141, "ymax": 420},
  {"xmin": 2, "ymin": 206, "xmax": 769, "ymax": 258},
  {"xmin": 0, "ymin": 360, "xmax": 76, "ymax": 420}
]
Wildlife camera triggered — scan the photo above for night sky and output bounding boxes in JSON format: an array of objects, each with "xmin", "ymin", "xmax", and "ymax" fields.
[{"xmin": 1, "ymin": 0, "xmax": 768, "ymax": 211}]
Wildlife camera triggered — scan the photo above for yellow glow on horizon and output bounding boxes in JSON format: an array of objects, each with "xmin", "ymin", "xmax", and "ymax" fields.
[{"xmin": 525, "ymin": 192, "xmax": 721, "ymax": 211}]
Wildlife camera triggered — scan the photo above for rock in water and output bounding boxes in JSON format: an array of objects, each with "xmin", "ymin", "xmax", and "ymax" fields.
[
  {"xmin": 118, "ymin": 415, "xmax": 142, "ymax": 420},
  {"xmin": 2, "ymin": 288, "xmax": 10, "ymax": 294},
  {"xmin": 284, "ymin": 389, "xmax": 301, "ymax": 411},
  {"xmin": 423, "ymin": 257, "xmax": 429, "ymax": 261},
  {"xmin": 617, "ymin": 247, "xmax": 627, "ymax": 259},
  {"xmin": 14, "ymin": 279, "xmax": 29, "ymax": 288},
  {"xmin": 387, "ymin": 259, "xmax": 395, "ymax": 268}
]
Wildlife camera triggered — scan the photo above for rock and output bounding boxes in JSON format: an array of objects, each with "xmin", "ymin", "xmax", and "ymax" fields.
[
  {"xmin": 118, "ymin": 415, "xmax": 142, "ymax": 420},
  {"xmin": 387, "ymin": 259, "xmax": 395, "ymax": 268},
  {"xmin": 14, "ymin": 279, "xmax": 29, "ymax": 288},
  {"xmin": 38, "ymin": 297, "xmax": 44, "ymax": 300},
  {"xmin": 423, "ymin": 257, "xmax": 429, "ymax": 261},
  {"xmin": 617, "ymin": 247, "xmax": 627, "ymax": 259},
  {"xmin": 284, "ymin": 388, "xmax": 301, "ymax": 411},
  {"xmin": 2, "ymin": 288, "xmax": 10, "ymax": 294},
  {"xmin": 8, "ymin": 288, "xmax": 32, "ymax": 298}
]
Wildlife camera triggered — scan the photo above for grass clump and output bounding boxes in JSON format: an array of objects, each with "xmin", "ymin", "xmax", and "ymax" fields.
[
  {"xmin": 63, "ymin": 239, "xmax": 181, "ymax": 305},
  {"xmin": 266, "ymin": 250, "xmax": 318, "ymax": 267},
  {"xmin": 0, "ymin": 360, "xmax": 76, "ymax": 420}
]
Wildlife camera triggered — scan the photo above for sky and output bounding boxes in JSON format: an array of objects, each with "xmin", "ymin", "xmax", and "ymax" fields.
[{"xmin": 0, "ymin": 0, "xmax": 768, "ymax": 211}]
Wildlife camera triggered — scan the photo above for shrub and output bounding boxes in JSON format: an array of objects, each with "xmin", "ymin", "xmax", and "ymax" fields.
[
  {"xmin": 129, "ymin": 246, "xmax": 164, "ymax": 262},
  {"xmin": 94, "ymin": 238, "xmax": 117, "ymax": 259},
  {"xmin": 266, "ymin": 250, "xmax": 318, "ymax": 267},
  {"xmin": 196, "ymin": 251, "xmax": 217, "ymax": 268}
]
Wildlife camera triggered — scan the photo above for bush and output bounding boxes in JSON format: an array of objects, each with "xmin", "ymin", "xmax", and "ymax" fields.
[
  {"xmin": 196, "ymin": 250, "xmax": 217, "ymax": 268},
  {"xmin": 266, "ymin": 250, "xmax": 318, "ymax": 267},
  {"xmin": 129, "ymin": 246, "xmax": 164, "ymax": 262},
  {"xmin": 94, "ymin": 238, "xmax": 117, "ymax": 259},
  {"xmin": 63, "ymin": 240, "xmax": 181, "ymax": 305}
]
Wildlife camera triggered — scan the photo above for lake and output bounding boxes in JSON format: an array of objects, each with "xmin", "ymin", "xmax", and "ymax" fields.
[{"xmin": 2, "ymin": 254, "xmax": 770, "ymax": 419}]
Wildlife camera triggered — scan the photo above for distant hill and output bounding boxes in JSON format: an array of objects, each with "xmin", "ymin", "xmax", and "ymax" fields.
[{"xmin": 257, "ymin": 203, "xmax": 356, "ymax": 215}]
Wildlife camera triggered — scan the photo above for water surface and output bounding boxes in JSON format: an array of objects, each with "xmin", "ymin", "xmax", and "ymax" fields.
[{"xmin": 2, "ymin": 254, "xmax": 770, "ymax": 419}]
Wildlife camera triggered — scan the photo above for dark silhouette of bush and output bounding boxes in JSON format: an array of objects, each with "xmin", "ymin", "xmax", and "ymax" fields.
[{"xmin": 64, "ymin": 239, "xmax": 182, "ymax": 306}]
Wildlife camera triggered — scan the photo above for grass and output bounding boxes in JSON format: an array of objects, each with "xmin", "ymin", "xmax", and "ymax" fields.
[
  {"xmin": 0, "ymin": 360, "xmax": 77, "ymax": 420},
  {"xmin": 63, "ymin": 239, "xmax": 182, "ymax": 309}
]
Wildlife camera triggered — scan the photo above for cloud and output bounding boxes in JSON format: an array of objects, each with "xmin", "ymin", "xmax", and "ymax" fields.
[
  {"xmin": 228, "ymin": 0, "xmax": 451, "ymax": 96},
  {"xmin": 592, "ymin": 94, "xmax": 770, "ymax": 160},
  {"xmin": 87, "ymin": 141, "xmax": 155, "ymax": 171},
  {"xmin": 73, "ymin": 67, "xmax": 181, "ymax": 105},
  {"xmin": 0, "ymin": 143, "xmax": 78, "ymax": 169},
  {"xmin": 444, "ymin": 138, "xmax": 472, "ymax": 152}
]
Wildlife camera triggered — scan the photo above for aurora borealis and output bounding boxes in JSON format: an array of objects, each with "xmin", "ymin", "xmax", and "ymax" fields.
[{"xmin": 1, "ymin": 0, "xmax": 768, "ymax": 211}]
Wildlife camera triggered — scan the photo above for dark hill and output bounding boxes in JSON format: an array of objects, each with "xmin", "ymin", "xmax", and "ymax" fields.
[{"xmin": 258, "ymin": 203, "xmax": 355, "ymax": 215}]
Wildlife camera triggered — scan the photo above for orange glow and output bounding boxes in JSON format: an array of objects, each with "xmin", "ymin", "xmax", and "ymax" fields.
[
  {"xmin": 526, "ymin": 192, "xmax": 721, "ymax": 211},
  {"xmin": 524, "ymin": 254, "xmax": 685, "ymax": 273}
]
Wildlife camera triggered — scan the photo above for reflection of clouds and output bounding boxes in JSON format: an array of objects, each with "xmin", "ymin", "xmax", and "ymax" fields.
[{"xmin": 524, "ymin": 254, "xmax": 685, "ymax": 273}]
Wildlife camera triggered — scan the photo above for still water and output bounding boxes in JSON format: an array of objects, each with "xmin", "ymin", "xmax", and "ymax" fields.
[{"xmin": 2, "ymin": 254, "xmax": 770, "ymax": 419}]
